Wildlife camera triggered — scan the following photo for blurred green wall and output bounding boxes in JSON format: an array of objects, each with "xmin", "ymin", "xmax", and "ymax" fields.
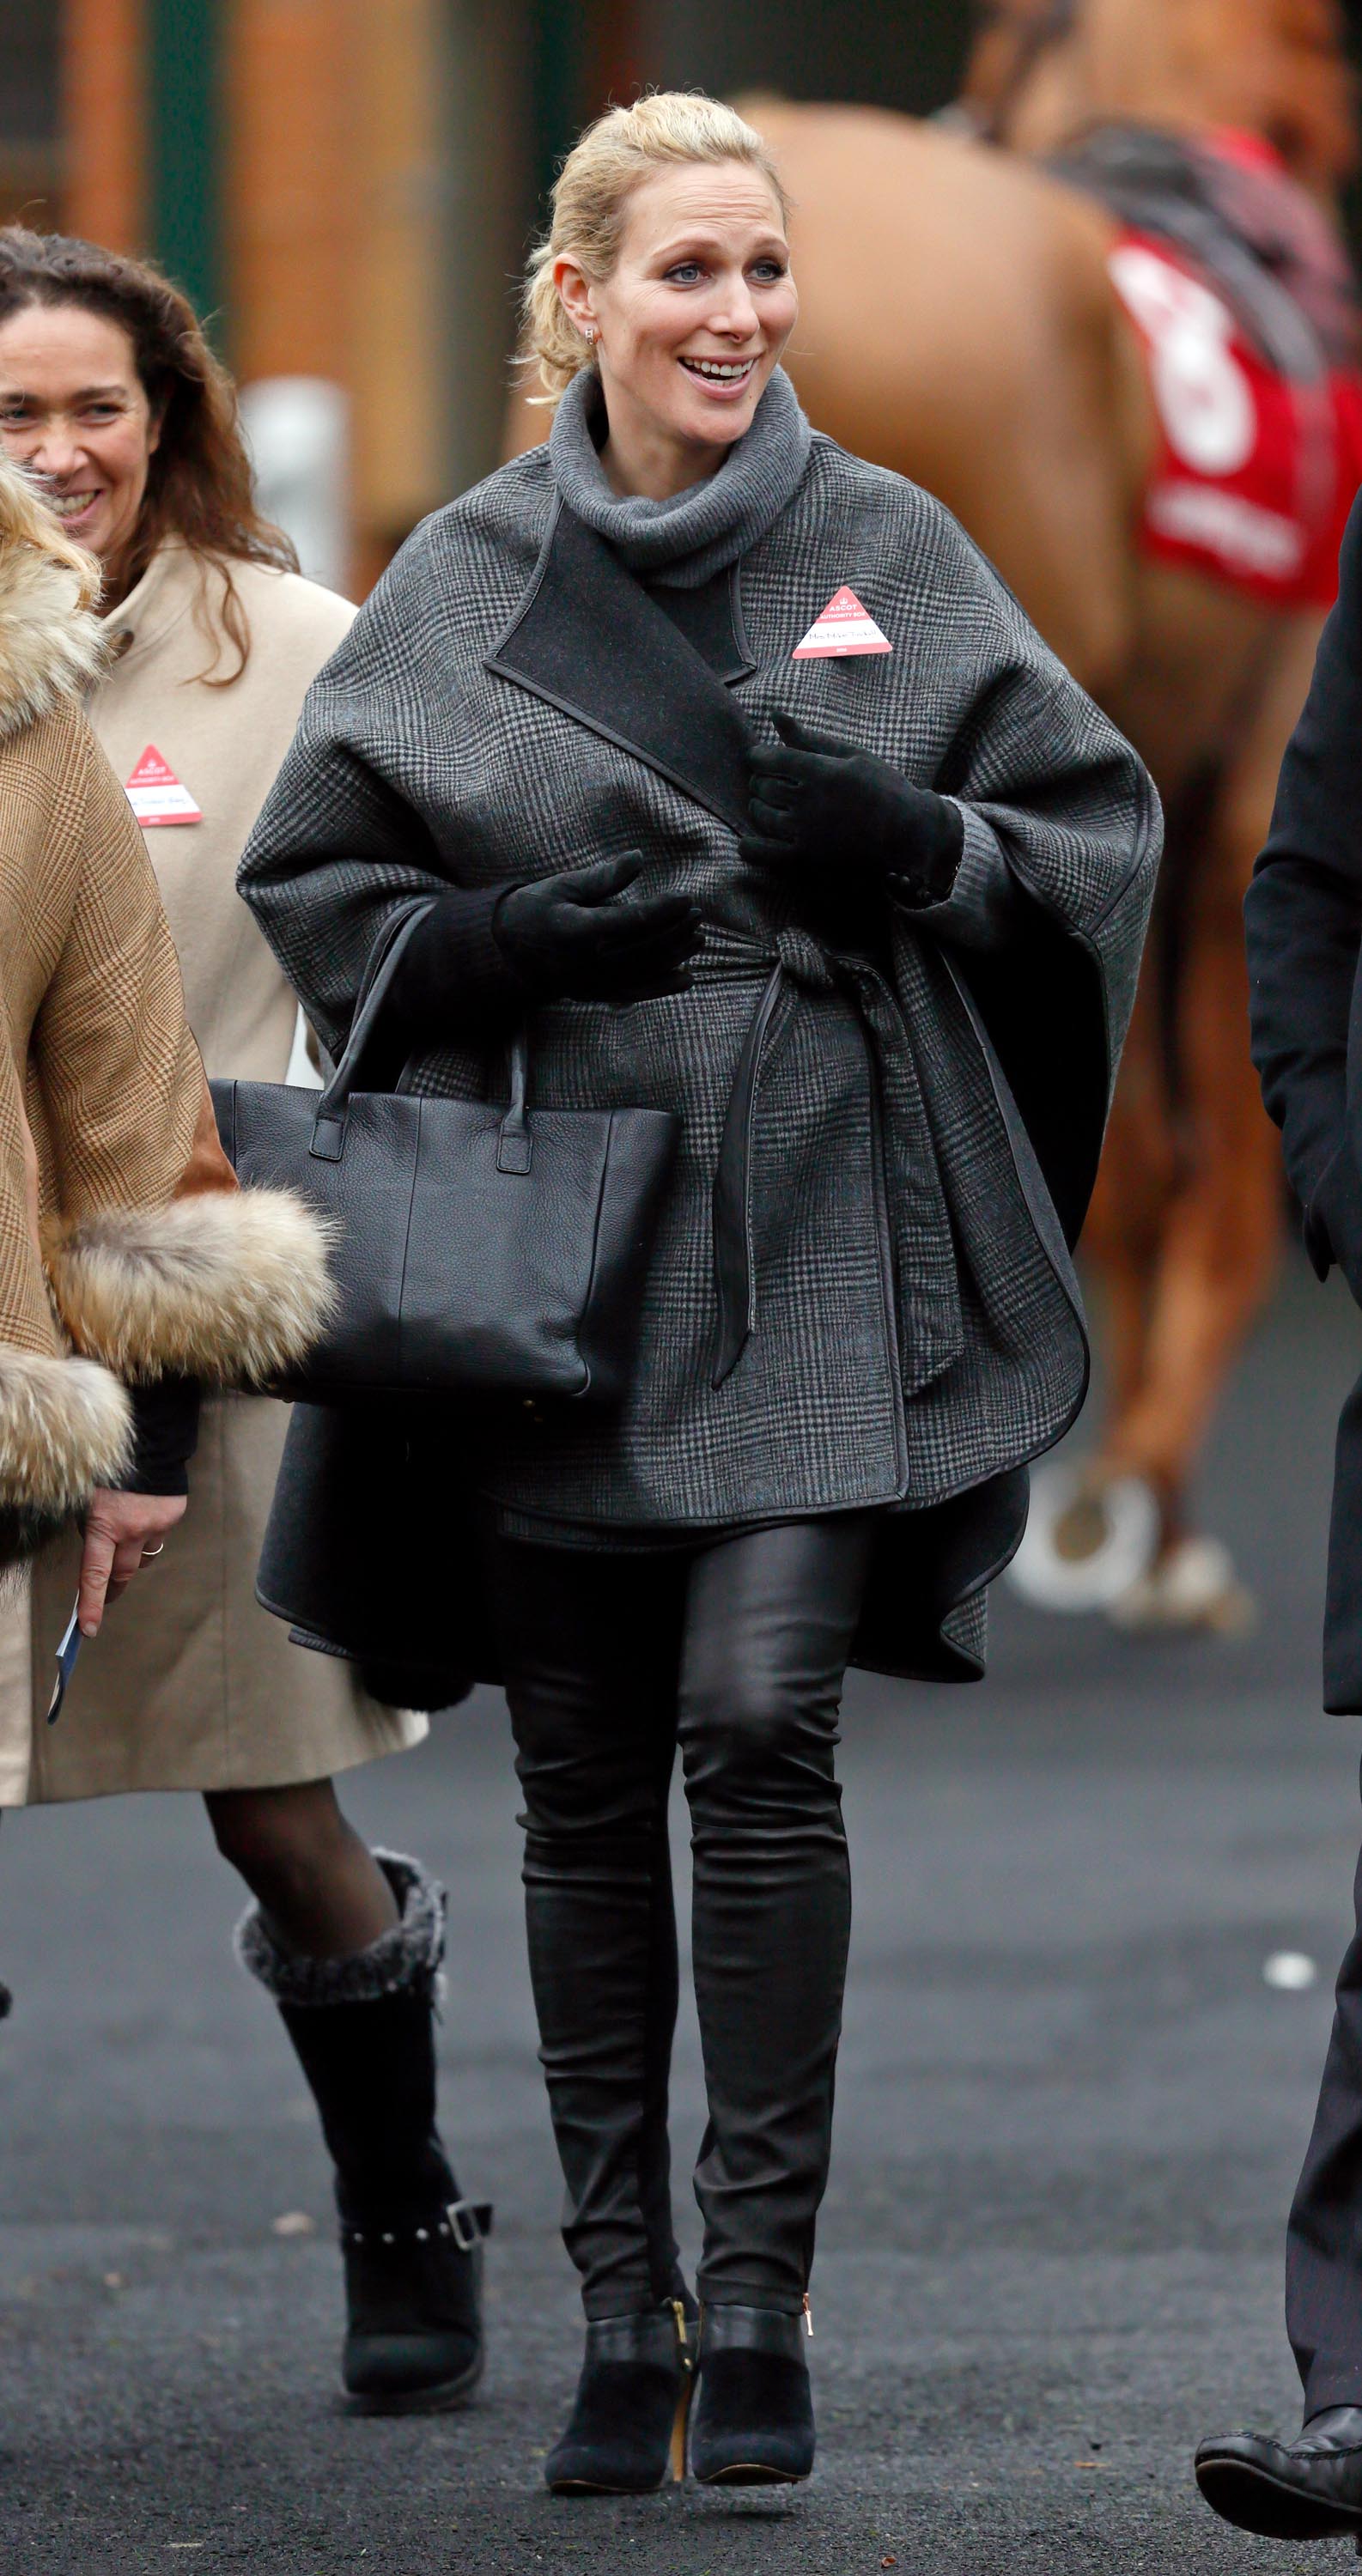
[{"xmin": 148, "ymin": 0, "xmax": 222, "ymax": 329}]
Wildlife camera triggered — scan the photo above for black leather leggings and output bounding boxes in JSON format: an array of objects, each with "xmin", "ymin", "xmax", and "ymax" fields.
[{"xmin": 483, "ymin": 1515, "xmax": 874, "ymax": 2319}]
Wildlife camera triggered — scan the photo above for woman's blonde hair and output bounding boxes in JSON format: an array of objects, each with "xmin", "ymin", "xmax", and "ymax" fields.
[
  {"xmin": 0, "ymin": 454, "xmax": 98, "ymax": 610},
  {"xmin": 521, "ymin": 89, "xmax": 790, "ymax": 406}
]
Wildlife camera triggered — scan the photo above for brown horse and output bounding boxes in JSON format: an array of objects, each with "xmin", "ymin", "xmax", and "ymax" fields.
[{"xmin": 505, "ymin": 3, "xmax": 1360, "ymax": 1625}]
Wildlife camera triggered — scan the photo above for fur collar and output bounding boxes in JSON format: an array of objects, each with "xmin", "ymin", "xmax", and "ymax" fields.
[{"xmin": 0, "ymin": 530, "xmax": 107, "ymax": 744}]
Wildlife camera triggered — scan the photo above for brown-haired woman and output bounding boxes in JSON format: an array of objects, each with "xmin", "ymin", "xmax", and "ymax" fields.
[{"xmin": 0, "ymin": 228, "xmax": 489, "ymax": 2412}]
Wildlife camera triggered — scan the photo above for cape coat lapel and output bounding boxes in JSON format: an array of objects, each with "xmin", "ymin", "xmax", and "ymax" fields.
[{"xmin": 484, "ymin": 497, "xmax": 754, "ymax": 835}]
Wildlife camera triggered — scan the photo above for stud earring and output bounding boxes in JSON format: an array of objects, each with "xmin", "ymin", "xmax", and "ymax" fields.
[{"xmin": 582, "ymin": 324, "xmax": 598, "ymax": 343}]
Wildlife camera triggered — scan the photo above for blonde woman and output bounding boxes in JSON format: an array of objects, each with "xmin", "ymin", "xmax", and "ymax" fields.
[
  {"xmin": 0, "ymin": 229, "xmax": 488, "ymax": 2414},
  {"xmin": 240, "ymin": 94, "xmax": 1158, "ymax": 2488}
]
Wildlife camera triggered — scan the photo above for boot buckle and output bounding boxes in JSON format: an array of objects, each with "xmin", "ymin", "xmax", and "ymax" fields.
[{"xmin": 446, "ymin": 2196, "xmax": 491, "ymax": 2252}]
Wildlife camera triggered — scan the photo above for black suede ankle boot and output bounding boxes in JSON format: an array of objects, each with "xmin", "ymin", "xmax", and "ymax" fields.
[
  {"xmin": 689, "ymin": 2304, "xmax": 815, "ymax": 2485},
  {"xmin": 236, "ymin": 1850, "xmax": 491, "ymax": 2411},
  {"xmin": 545, "ymin": 2296, "xmax": 697, "ymax": 2494}
]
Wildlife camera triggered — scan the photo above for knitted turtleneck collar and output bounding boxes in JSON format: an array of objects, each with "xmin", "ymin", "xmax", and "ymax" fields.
[{"xmin": 546, "ymin": 364, "xmax": 812, "ymax": 589}]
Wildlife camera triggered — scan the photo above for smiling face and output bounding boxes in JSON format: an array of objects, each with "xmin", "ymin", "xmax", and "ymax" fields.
[
  {"xmin": 0, "ymin": 302, "xmax": 158, "ymax": 595},
  {"xmin": 553, "ymin": 160, "xmax": 798, "ymax": 496}
]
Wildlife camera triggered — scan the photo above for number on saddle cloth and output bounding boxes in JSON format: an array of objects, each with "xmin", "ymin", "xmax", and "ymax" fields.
[{"xmin": 1110, "ymin": 227, "xmax": 1362, "ymax": 610}]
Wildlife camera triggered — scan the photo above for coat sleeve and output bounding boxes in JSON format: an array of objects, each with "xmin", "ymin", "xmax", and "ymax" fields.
[
  {"xmin": 902, "ymin": 805, "xmax": 1025, "ymax": 954},
  {"xmin": 1244, "ymin": 491, "xmax": 1362, "ymax": 1283},
  {"xmin": 927, "ymin": 534, "xmax": 1162, "ymax": 1034},
  {"xmin": 895, "ymin": 505, "xmax": 1161, "ymax": 1246},
  {"xmin": 237, "ymin": 532, "xmax": 486, "ymax": 1060},
  {"xmin": 29, "ymin": 720, "xmax": 218, "ymax": 1223},
  {"xmin": 33, "ymin": 720, "xmax": 333, "ymax": 1391}
]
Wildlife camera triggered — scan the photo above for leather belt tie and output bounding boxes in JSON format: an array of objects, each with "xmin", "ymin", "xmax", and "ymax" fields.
[
  {"xmin": 705, "ymin": 922, "xmax": 964, "ymax": 1394},
  {"xmin": 710, "ymin": 955, "xmax": 788, "ymax": 1387}
]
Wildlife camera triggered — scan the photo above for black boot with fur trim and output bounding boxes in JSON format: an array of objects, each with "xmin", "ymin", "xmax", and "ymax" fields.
[{"xmin": 237, "ymin": 1850, "xmax": 490, "ymax": 2410}]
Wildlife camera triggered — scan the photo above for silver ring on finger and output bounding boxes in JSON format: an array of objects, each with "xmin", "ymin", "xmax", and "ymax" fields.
[{"xmin": 140, "ymin": 1543, "xmax": 166, "ymax": 1563}]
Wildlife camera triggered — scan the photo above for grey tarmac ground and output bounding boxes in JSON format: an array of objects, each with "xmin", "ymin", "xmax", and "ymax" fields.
[{"xmin": 1, "ymin": 1253, "xmax": 1360, "ymax": 2574}]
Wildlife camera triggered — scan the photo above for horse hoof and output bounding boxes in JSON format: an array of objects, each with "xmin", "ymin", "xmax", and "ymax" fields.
[
  {"xmin": 1108, "ymin": 1535, "xmax": 1257, "ymax": 1636},
  {"xmin": 1006, "ymin": 1461, "xmax": 1161, "ymax": 1612}
]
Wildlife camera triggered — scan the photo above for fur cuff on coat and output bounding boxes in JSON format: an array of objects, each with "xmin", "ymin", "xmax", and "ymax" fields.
[
  {"xmin": 0, "ymin": 1344, "xmax": 131, "ymax": 1577},
  {"xmin": 42, "ymin": 1188, "xmax": 335, "ymax": 1388}
]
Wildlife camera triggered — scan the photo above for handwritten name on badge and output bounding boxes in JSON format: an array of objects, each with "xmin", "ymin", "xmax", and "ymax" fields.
[
  {"xmin": 792, "ymin": 584, "xmax": 892, "ymax": 660},
  {"xmin": 125, "ymin": 744, "xmax": 203, "ymax": 827}
]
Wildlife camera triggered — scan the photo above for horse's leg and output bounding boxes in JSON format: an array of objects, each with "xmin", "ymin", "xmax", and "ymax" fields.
[{"xmin": 1092, "ymin": 613, "xmax": 1323, "ymax": 1558}]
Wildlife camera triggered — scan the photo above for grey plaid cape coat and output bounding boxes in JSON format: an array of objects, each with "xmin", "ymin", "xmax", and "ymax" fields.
[{"xmin": 238, "ymin": 432, "xmax": 1159, "ymax": 1697}]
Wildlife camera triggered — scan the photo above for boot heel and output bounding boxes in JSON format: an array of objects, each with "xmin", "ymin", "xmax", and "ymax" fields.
[
  {"xmin": 669, "ymin": 2301, "xmax": 696, "ymax": 2482},
  {"xmin": 668, "ymin": 2378, "xmax": 691, "ymax": 2482}
]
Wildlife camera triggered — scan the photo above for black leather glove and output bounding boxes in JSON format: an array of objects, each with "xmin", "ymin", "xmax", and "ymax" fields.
[
  {"xmin": 742, "ymin": 712, "xmax": 964, "ymax": 908},
  {"xmin": 493, "ymin": 854, "xmax": 702, "ymax": 1005}
]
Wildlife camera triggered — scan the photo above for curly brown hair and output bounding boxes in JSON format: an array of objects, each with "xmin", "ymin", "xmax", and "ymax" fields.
[{"xmin": 0, "ymin": 227, "xmax": 299, "ymax": 681}]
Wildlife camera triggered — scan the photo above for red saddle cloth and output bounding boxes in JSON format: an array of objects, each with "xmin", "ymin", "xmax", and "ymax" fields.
[{"xmin": 1062, "ymin": 126, "xmax": 1362, "ymax": 609}]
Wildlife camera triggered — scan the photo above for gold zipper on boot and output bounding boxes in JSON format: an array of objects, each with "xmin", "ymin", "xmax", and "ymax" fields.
[
  {"xmin": 803, "ymin": 2293, "xmax": 813, "ymax": 2339},
  {"xmin": 672, "ymin": 2298, "xmax": 694, "ymax": 2370}
]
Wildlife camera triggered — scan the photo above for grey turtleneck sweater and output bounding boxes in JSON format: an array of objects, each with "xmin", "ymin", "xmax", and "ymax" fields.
[{"xmin": 546, "ymin": 364, "xmax": 812, "ymax": 588}]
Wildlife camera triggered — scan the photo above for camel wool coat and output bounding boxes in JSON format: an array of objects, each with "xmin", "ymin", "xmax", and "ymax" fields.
[
  {"xmin": 0, "ymin": 508, "xmax": 330, "ymax": 1562},
  {"xmin": 0, "ymin": 542, "xmax": 425, "ymax": 1804}
]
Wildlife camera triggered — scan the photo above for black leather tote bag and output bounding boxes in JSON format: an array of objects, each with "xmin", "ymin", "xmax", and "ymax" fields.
[{"xmin": 210, "ymin": 901, "xmax": 678, "ymax": 1406}]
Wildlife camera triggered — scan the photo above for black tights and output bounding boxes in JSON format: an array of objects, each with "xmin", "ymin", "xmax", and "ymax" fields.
[{"xmin": 483, "ymin": 1515, "xmax": 873, "ymax": 2318}]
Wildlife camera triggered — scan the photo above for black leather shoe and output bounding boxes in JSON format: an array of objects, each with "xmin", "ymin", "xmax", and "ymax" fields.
[
  {"xmin": 545, "ymin": 2298, "xmax": 696, "ymax": 2495},
  {"xmin": 341, "ymin": 2197, "xmax": 491, "ymax": 2411},
  {"xmin": 689, "ymin": 2304, "xmax": 815, "ymax": 2487},
  {"xmin": 1196, "ymin": 2408, "xmax": 1362, "ymax": 2537}
]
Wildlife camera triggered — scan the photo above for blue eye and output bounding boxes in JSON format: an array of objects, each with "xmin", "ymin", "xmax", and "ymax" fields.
[{"xmin": 666, "ymin": 263, "xmax": 704, "ymax": 285}]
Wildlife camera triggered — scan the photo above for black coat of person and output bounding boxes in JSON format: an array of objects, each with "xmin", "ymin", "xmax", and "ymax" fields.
[
  {"xmin": 1195, "ymin": 485, "xmax": 1362, "ymax": 2528},
  {"xmin": 1246, "ymin": 487, "xmax": 1362, "ymax": 1711}
]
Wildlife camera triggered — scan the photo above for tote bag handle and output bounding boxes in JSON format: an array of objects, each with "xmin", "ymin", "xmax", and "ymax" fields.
[{"xmin": 309, "ymin": 896, "xmax": 531, "ymax": 1176}]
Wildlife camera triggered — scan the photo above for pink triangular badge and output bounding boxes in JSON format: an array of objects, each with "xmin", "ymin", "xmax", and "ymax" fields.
[
  {"xmin": 792, "ymin": 584, "xmax": 892, "ymax": 659},
  {"xmin": 125, "ymin": 743, "xmax": 203, "ymax": 827}
]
